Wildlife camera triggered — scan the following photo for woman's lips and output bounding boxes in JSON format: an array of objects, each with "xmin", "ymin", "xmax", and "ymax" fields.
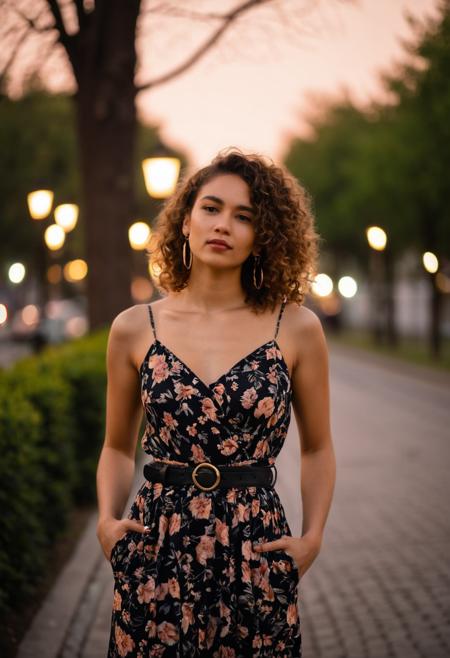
[{"xmin": 207, "ymin": 241, "xmax": 231, "ymax": 250}]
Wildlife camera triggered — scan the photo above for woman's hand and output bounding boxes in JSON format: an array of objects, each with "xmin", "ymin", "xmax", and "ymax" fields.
[
  {"xmin": 97, "ymin": 517, "xmax": 147, "ymax": 561},
  {"xmin": 253, "ymin": 532, "xmax": 322, "ymax": 577}
]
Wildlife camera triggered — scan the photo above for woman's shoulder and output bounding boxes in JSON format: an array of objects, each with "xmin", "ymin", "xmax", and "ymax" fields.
[
  {"xmin": 108, "ymin": 303, "xmax": 152, "ymax": 340},
  {"xmin": 283, "ymin": 301, "xmax": 325, "ymax": 343}
]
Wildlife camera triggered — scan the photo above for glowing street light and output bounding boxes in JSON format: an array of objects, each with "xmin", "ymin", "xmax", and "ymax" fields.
[
  {"xmin": 312, "ymin": 273, "xmax": 334, "ymax": 297},
  {"xmin": 44, "ymin": 224, "xmax": 66, "ymax": 250},
  {"xmin": 422, "ymin": 251, "xmax": 439, "ymax": 274},
  {"xmin": 27, "ymin": 189, "xmax": 54, "ymax": 219},
  {"xmin": 338, "ymin": 276, "xmax": 358, "ymax": 298},
  {"xmin": 129, "ymin": 221, "xmax": 151, "ymax": 250},
  {"xmin": 64, "ymin": 259, "xmax": 88, "ymax": 282},
  {"xmin": 366, "ymin": 226, "xmax": 387, "ymax": 251},
  {"xmin": 142, "ymin": 157, "xmax": 180, "ymax": 199},
  {"xmin": 54, "ymin": 204, "xmax": 79, "ymax": 232},
  {"xmin": 8, "ymin": 262, "xmax": 26, "ymax": 284}
]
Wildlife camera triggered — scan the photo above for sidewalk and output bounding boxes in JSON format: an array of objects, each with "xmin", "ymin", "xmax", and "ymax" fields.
[{"xmin": 17, "ymin": 343, "xmax": 450, "ymax": 657}]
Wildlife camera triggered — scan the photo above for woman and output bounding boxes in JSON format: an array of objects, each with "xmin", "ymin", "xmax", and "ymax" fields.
[{"xmin": 96, "ymin": 148, "xmax": 336, "ymax": 657}]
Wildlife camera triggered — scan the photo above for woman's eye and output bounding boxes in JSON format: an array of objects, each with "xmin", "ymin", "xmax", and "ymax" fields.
[
  {"xmin": 238, "ymin": 215, "xmax": 251, "ymax": 222},
  {"xmin": 203, "ymin": 205, "xmax": 217, "ymax": 213}
]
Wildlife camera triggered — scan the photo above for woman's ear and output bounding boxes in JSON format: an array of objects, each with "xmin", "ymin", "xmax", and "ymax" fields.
[{"xmin": 182, "ymin": 214, "xmax": 191, "ymax": 235}]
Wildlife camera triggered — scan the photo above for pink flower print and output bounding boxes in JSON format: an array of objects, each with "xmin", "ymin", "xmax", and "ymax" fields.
[
  {"xmin": 113, "ymin": 590, "xmax": 122, "ymax": 611},
  {"xmin": 262, "ymin": 509, "xmax": 272, "ymax": 527},
  {"xmin": 149, "ymin": 353, "xmax": 170, "ymax": 384},
  {"xmin": 242, "ymin": 539, "xmax": 258, "ymax": 561},
  {"xmin": 231, "ymin": 381, "xmax": 239, "ymax": 391},
  {"xmin": 219, "ymin": 647, "xmax": 237, "ymax": 658},
  {"xmin": 187, "ymin": 424, "xmax": 198, "ymax": 436},
  {"xmin": 287, "ymin": 602, "xmax": 299, "ymax": 626},
  {"xmin": 202, "ymin": 397, "xmax": 218, "ymax": 421},
  {"xmin": 196, "ymin": 534, "xmax": 215, "ymax": 565},
  {"xmin": 254, "ymin": 438, "xmax": 269, "ymax": 458},
  {"xmin": 160, "ymin": 427, "xmax": 171, "ymax": 445},
  {"xmin": 114, "ymin": 625, "xmax": 135, "ymax": 656},
  {"xmin": 157, "ymin": 620, "xmax": 179, "ymax": 645},
  {"xmin": 242, "ymin": 560, "xmax": 251, "ymax": 583},
  {"xmin": 265, "ymin": 346, "xmax": 278, "ymax": 360},
  {"xmin": 211, "ymin": 426, "xmax": 220, "ymax": 435},
  {"xmin": 137, "ymin": 577, "xmax": 155, "ymax": 604},
  {"xmin": 168, "ymin": 577, "xmax": 180, "ymax": 598},
  {"xmin": 169, "ymin": 513, "xmax": 181, "ymax": 535},
  {"xmin": 237, "ymin": 503, "xmax": 250, "ymax": 523},
  {"xmin": 174, "ymin": 382, "xmax": 198, "ymax": 401},
  {"xmin": 189, "ymin": 494, "xmax": 212, "ymax": 520},
  {"xmin": 163, "ymin": 411, "xmax": 178, "ymax": 430},
  {"xmin": 266, "ymin": 412, "xmax": 278, "ymax": 428},
  {"xmin": 181, "ymin": 602, "xmax": 195, "ymax": 634},
  {"xmin": 191, "ymin": 444, "xmax": 206, "ymax": 462},
  {"xmin": 158, "ymin": 514, "xmax": 168, "ymax": 542},
  {"xmin": 145, "ymin": 619, "xmax": 157, "ymax": 638},
  {"xmin": 254, "ymin": 396, "xmax": 275, "ymax": 419},
  {"xmin": 226, "ymin": 488, "xmax": 237, "ymax": 504},
  {"xmin": 241, "ymin": 387, "xmax": 257, "ymax": 409},
  {"xmin": 218, "ymin": 436, "xmax": 238, "ymax": 456},
  {"xmin": 267, "ymin": 367, "xmax": 278, "ymax": 385},
  {"xmin": 206, "ymin": 615, "xmax": 218, "ymax": 649},
  {"xmin": 251, "ymin": 498, "xmax": 260, "ymax": 517},
  {"xmin": 215, "ymin": 518, "xmax": 230, "ymax": 546},
  {"xmin": 170, "ymin": 359, "xmax": 183, "ymax": 375}
]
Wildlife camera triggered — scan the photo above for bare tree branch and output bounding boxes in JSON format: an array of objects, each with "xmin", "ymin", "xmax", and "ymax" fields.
[
  {"xmin": 74, "ymin": 0, "xmax": 88, "ymax": 30},
  {"xmin": 0, "ymin": 26, "xmax": 30, "ymax": 85},
  {"xmin": 136, "ymin": 0, "xmax": 275, "ymax": 92},
  {"xmin": 45, "ymin": 0, "xmax": 78, "ymax": 71},
  {"xmin": 6, "ymin": 3, "xmax": 55, "ymax": 33}
]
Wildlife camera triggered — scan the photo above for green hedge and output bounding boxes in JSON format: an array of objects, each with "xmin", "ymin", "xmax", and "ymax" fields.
[{"xmin": 0, "ymin": 329, "xmax": 108, "ymax": 615}]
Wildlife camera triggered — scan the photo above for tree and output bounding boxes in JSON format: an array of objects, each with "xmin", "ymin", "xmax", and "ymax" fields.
[{"xmin": 0, "ymin": 0, "xmax": 331, "ymax": 329}]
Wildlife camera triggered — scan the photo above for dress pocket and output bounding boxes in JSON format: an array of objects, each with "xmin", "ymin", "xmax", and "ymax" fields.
[{"xmin": 109, "ymin": 531, "xmax": 129, "ymax": 566}]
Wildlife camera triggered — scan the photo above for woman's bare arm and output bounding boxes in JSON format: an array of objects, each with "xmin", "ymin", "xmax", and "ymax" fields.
[
  {"xmin": 290, "ymin": 308, "xmax": 336, "ymax": 544},
  {"xmin": 96, "ymin": 308, "xmax": 147, "ymax": 559},
  {"xmin": 254, "ymin": 305, "xmax": 336, "ymax": 576}
]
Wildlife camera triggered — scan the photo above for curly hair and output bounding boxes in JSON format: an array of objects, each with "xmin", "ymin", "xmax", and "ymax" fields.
[{"xmin": 146, "ymin": 147, "xmax": 321, "ymax": 313}]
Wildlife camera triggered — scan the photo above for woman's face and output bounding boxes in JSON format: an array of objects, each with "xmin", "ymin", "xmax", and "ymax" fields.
[{"xmin": 183, "ymin": 173, "xmax": 257, "ymax": 270}]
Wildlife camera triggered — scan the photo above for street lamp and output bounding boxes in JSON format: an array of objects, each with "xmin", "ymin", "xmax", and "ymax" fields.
[
  {"xmin": 54, "ymin": 204, "xmax": 79, "ymax": 232},
  {"xmin": 140, "ymin": 140, "xmax": 181, "ymax": 292},
  {"xmin": 27, "ymin": 189, "xmax": 54, "ymax": 219},
  {"xmin": 366, "ymin": 225, "xmax": 388, "ymax": 345}
]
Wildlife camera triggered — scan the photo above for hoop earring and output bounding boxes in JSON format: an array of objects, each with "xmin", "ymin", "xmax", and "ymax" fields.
[
  {"xmin": 253, "ymin": 254, "xmax": 263, "ymax": 289},
  {"xmin": 183, "ymin": 234, "xmax": 192, "ymax": 269}
]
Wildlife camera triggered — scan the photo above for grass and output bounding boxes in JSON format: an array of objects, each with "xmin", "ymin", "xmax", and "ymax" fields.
[{"xmin": 325, "ymin": 326, "xmax": 450, "ymax": 373}]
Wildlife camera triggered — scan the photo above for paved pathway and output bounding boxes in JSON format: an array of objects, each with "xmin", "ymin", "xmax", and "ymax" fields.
[{"xmin": 18, "ymin": 343, "xmax": 450, "ymax": 657}]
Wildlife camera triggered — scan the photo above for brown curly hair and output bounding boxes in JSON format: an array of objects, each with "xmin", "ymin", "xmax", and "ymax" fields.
[{"xmin": 146, "ymin": 147, "xmax": 320, "ymax": 313}]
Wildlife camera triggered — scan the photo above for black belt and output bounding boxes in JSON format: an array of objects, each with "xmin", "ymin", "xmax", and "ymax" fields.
[{"xmin": 143, "ymin": 461, "xmax": 278, "ymax": 492}]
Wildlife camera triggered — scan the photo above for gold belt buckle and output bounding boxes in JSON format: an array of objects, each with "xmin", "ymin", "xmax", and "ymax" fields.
[{"xmin": 192, "ymin": 462, "xmax": 221, "ymax": 491}]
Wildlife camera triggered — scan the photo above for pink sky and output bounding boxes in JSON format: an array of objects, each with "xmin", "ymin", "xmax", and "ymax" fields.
[{"xmin": 136, "ymin": 0, "xmax": 440, "ymax": 170}]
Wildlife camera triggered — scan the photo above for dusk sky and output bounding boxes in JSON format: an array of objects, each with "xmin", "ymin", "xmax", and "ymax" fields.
[
  {"xmin": 135, "ymin": 0, "xmax": 440, "ymax": 169},
  {"xmin": 5, "ymin": 0, "xmax": 440, "ymax": 170}
]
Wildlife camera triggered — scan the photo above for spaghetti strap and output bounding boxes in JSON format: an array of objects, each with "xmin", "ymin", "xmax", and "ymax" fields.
[
  {"xmin": 274, "ymin": 299, "xmax": 286, "ymax": 339},
  {"xmin": 147, "ymin": 304, "xmax": 157, "ymax": 341}
]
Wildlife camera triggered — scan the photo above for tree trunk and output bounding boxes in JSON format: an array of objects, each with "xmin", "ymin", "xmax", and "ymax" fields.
[{"xmin": 74, "ymin": 1, "xmax": 141, "ymax": 330}]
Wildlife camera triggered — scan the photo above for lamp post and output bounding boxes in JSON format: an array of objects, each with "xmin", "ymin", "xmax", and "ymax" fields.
[
  {"xmin": 366, "ymin": 226, "xmax": 387, "ymax": 346},
  {"xmin": 140, "ymin": 140, "xmax": 181, "ymax": 291}
]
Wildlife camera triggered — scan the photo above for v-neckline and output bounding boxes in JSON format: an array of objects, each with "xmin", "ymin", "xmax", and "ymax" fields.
[{"xmin": 139, "ymin": 337, "xmax": 290, "ymax": 392}]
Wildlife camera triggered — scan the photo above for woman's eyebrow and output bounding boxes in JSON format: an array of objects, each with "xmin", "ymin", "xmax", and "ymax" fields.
[{"xmin": 200, "ymin": 195, "xmax": 255, "ymax": 214}]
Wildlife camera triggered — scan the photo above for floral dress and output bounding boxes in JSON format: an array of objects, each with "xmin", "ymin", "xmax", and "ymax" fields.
[{"xmin": 107, "ymin": 300, "xmax": 302, "ymax": 658}]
